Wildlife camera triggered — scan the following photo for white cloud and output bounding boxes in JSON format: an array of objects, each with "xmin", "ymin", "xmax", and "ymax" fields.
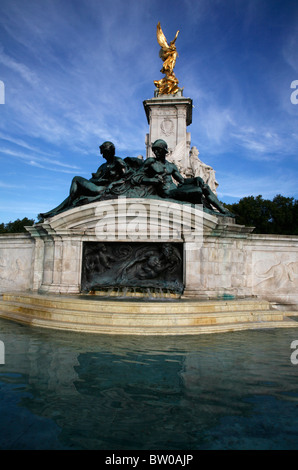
[
  {"xmin": 0, "ymin": 46, "xmax": 39, "ymax": 85},
  {"xmin": 0, "ymin": 148, "xmax": 80, "ymax": 172},
  {"xmin": 0, "ymin": 181, "xmax": 26, "ymax": 189},
  {"xmin": 230, "ymin": 127, "xmax": 283, "ymax": 158}
]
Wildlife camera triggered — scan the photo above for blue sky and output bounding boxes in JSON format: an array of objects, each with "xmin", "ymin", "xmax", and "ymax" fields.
[{"xmin": 0, "ymin": 0, "xmax": 297, "ymax": 223}]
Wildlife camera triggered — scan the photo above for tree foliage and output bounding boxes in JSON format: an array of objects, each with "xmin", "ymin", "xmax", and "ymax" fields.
[
  {"xmin": 0, "ymin": 217, "xmax": 35, "ymax": 234},
  {"xmin": 224, "ymin": 195, "xmax": 298, "ymax": 235}
]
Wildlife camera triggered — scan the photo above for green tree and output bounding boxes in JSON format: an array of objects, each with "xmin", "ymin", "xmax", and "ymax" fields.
[
  {"xmin": 225, "ymin": 194, "xmax": 298, "ymax": 235},
  {"xmin": 269, "ymin": 195, "xmax": 298, "ymax": 235},
  {"xmin": 0, "ymin": 217, "xmax": 35, "ymax": 234},
  {"xmin": 225, "ymin": 195, "xmax": 273, "ymax": 234}
]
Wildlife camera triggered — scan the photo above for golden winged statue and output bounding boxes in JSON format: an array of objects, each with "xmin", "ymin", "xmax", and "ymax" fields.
[{"xmin": 154, "ymin": 22, "xmax": 180, "ymax": 95}]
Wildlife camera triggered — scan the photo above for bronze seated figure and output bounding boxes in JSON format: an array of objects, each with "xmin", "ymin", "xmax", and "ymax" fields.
[{"xmin": 39, "ymin": 139, "xmax": 233, "ymax": 219}]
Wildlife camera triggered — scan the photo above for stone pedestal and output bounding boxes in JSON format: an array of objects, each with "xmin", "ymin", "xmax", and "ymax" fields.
[
  {"xmin": 24, "ymin": 199, "xmax": 218, "ymax": 295},
  {"xmin": 143, "ymin": 90, "xmax": 193, "ymax": 163},
  {"xmin": 143, "ymin": 91, "xmax": 218, "ymax": 193}
]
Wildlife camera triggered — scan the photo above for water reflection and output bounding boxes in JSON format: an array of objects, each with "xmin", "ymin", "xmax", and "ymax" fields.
[{"xmin": 1, "ymin": 317, "xmax": 298, "ymax": 449}]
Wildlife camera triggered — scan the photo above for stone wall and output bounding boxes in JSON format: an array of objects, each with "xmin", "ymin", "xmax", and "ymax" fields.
[
  {"xmin": 184, "ymin": 232, "xmax": 298, "ymax": 307},
  {"xmin": 249, "ymin": 234, "xmax": 298, "ymax": 307},
  {"xmin": 0, "ymin": 233, "xmax": 35, "ymax": 293}
]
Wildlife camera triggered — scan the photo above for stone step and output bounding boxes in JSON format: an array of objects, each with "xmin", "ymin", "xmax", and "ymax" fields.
[
  {"xmin": 1, "ymin": 292, "xmax": 271, "ymax": 314},
  {"xmin": 0, "ymin": 299, "xmax": 286, "ymax": 327},
  {"xmin": 1, "ymin": 293, "xmax": 297, "ymax": 335},
  {"xmin": 0, "ymin": 307, "xmax": 297, "ymax": 335}
]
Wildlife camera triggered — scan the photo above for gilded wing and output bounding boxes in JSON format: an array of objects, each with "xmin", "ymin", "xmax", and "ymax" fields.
[{"xmin": 156, "ymin": 22, "xmax": 169, "ymax": 50}]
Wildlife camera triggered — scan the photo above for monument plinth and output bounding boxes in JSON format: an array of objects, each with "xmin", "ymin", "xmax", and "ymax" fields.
[{"xmin": 143, "ymin": 92, "xmax": 193, "ymax": 161}]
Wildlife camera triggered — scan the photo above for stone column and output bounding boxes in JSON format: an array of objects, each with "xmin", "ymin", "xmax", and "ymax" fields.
[
  {"xmin": 40, "ymin": 235, "xmax": 82, "ymax": 294},
  {"xmin": 60, "ymin": 238, "xmax": 83, "ymax": 293},
  {"xmin": 143, "ymin": 91, "xmax": 193, "ymax": 162},
  {"xmin": 43, "ymin": 238, "xmax": 54, "ymax": 285},
  {"xmin": 25, "ymin": 226, "xmax": 45, "ymax": 292}
]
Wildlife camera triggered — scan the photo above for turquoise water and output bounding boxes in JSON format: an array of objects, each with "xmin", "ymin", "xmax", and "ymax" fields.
[{"xmin": 1, "ymin": 317, "xmax": 298, "ymax": 450}]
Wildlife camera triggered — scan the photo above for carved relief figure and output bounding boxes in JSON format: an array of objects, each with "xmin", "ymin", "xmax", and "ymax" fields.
[
  {"xmin": 81, "ymin": 242, "xmax": 183, "ymax": 294},
  {"xmin": 253, "ymin": 259, "xmax": 298, "ymax": 292},
  {"xmin": 118, "ymin": 243, "xmax": 181, "ymax": 282}
]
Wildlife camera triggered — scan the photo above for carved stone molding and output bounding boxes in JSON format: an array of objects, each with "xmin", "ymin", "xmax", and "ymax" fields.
[{"xmin": 160, "ymin": 118, "xmax": 174, "ymax": 136}]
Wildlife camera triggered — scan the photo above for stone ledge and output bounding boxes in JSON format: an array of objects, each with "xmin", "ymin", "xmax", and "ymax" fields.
[{"xmin": 1, "ymin": 292, "xmax": 298, "ymax": 335}]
